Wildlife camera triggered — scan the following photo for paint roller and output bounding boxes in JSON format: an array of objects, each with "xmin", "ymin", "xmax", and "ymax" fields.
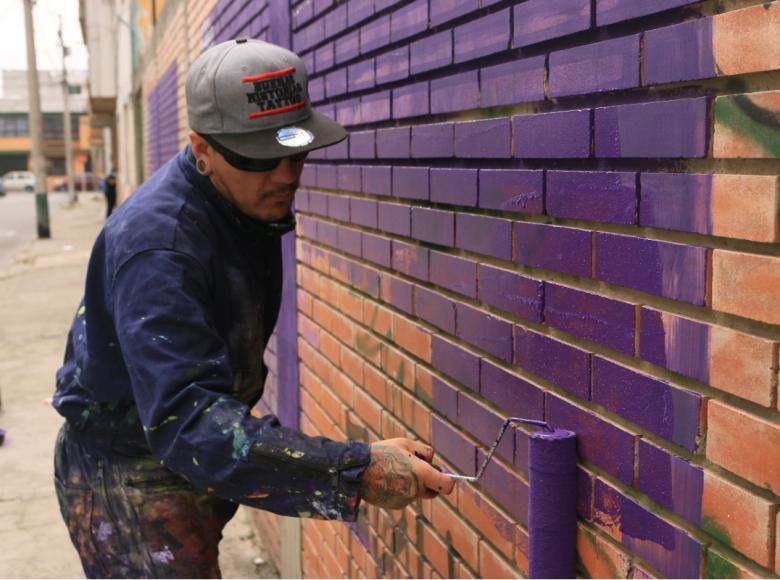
[{"xmin": 441, "ymin": 417, "xmax": 577, "ymax": 579}]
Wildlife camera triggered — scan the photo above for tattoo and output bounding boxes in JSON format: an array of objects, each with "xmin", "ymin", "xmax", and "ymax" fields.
[{"xmin": 359, "ymin": 445, "xmax": 420, "ymax": 509}]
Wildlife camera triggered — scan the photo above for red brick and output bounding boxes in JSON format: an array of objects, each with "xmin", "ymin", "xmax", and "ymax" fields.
[
  {"xmin": 576, "ymin": 524, "xmax": 631, "ymax": 578},
  {"xmin": 363, "ymin": 363, "xmax": 390, "ymax": 407},
  {"xmin": 393, "ymin": 314, "xmax": 433, "ymax": 362},
  {"xmin": 354, "ymin": 388, "xmax": 383, "ymax": 429},
  {"xmin": 710, "ymin": 325, "xmax": 777, "ymax": 407},
  {"xmin": 705, "ymin": 548, "xmax": 760, "ymax": 579},
  {"xmin": 364, "ymin": 301, "xmax": 393, "ymax": 339},
  {"xmin": 313, "ymin": 298, "xmax": 335, "ymax": 329},
  {"xmin": 311, "ymin": 349, "xmax": 334, "ymax": 389},
  {"xmin": 321, "ymin": 276, "xmax": 341, "ymax": 307},
  {"xmin": 297, "ymin": 288, "xmax": 313, "ymax": 317},
  {"xmin": 321, "ymin": 538, "xmax": 346, "ymax": 578},
  {"xmin": 415, "ymin": 364, "xmax": 434, "ymax": 403},
  {"xmin": 382, "ymin": 345, "xmax": 416, "ymax": 390},
  {"xmin": 340, "ymin": 286, "xmax": 364, "ymax": 322},
  {"xmin": 331, "ymin": 311, "xmax": 356, "ymax": 346},
  {"xmin": 707, "ymin": 400, "xmax": 780, "ymax": 494},
  {"xmin": 340, "ymin": 347, "xmax": 364, "ymax": 385},
  {"xmin": 421, "ymin": 522, "xmax": 451, "ymax": 577},
  {"xmin": 381, "ymin": 409, "xmax": 407, "ymax": 439},
  {"xmin": 712, "ymin": 250, "xmax": 780, "ymax": 325},
  {"xmin": 398, "ymin": 542, "xmax": 424, "ymax": 578},
  {"xmin": 431, "ymin": 496, "xmax": 480, "ymax": 571},
  {"xmin": 478, "ymin": 539, "xmax": 519, "ymax": 579},
  {"xmin": 514, "ymin": 525, "xmax": 529, "ymax": 577},
  {"xmin": 331, "ymin": 370, "xmax": 355, "ymax": 408},
  {"xmin": 457, "ymin": 561, "xmax": 477, "ymax": 579},
  {"xmin": 702, "ymin": 471, "xmax": 775, "ymax": 566},
  {"xmin": 316, "ymin": 381, "xmax": 346, "ymax": 426},
  {"xmin": 355, "ymin": 328, "xmax": 383, "ymax": 366},
  {"xmin": 712, "ymin": 3, "xmax": 780, "ymax": 77},
  {"xmin": 458, "ymin": 484, "xmax": 515, "ymax": 559},
  {"xmin": 714, "ymin": 90, "xmax": 780, "ymax": 159},
  {"xmin": 711, "ymin": 175, "xmax": 780, "ymax": 243},
  {"xmin": 300, "ymin": 265, "xmax": 320, "ymax": 294},
  {"xmin": 320, "ymin": 330, "xmax": 341, "ymax": 366},
  {"xmin": 776, "ymin": 511, "xmax": 780, "ymax": 576}
]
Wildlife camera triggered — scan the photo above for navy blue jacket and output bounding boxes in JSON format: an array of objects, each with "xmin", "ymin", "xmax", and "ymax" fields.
[{"xmin": 54, "ymin": 148, "xmax": 370, "ymax": 520}]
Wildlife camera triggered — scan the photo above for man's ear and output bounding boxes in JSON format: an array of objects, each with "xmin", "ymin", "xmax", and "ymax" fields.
[{"xmin": 189, "ymin": 131, "xmax": 212, "ymax": 161}]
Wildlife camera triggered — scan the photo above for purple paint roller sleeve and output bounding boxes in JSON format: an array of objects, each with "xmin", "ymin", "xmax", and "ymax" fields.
[{"xmin": 528, "ymin": 428, "xmax": 577, "ymax": 579}]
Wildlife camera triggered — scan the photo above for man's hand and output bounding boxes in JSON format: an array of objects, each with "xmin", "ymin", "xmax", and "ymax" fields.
[{"xmin": 358, "ymin": 438, "xmax": 456, "ymax": 510}]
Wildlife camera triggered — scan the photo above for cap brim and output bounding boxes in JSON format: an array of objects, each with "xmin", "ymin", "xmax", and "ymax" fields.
[{"xmin": 206, "ymin": 111, "xmax": 347, "ymax": 160}]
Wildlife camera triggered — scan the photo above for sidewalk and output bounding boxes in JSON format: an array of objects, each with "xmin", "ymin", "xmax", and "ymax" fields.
[{"xmin": 0, "ymin": 194, "xmax": 267, "ymax": 578}]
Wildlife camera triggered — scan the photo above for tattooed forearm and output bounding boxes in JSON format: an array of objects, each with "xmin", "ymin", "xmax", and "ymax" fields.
[{"xmin": 359, "ymin": 444, "xmax": 421, "ymax": 509}]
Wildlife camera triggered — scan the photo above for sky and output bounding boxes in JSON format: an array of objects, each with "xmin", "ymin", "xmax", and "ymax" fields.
[{"xmin": 0, "ymin": 0, "xmax": 88, "ymax": 73}]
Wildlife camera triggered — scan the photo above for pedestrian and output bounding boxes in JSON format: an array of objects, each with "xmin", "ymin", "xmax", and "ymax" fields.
[
  {"xmin": 101, "ymin": 168, "xmax": 117, "ymax": 218},
  {"xmin": 52, "ymin": 38, "xmax": 455, "ymax": 579}
]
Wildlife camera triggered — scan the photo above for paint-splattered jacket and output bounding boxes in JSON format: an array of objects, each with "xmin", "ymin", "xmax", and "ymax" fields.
[{"xmin": 53, "ymin": 148, "xmax": 370, "ymax": 520}]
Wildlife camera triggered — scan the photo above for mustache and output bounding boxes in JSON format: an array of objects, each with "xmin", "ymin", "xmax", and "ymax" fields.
[{"xmin": 259, "ymin": 183, "xmax": 299, "ymax": 199}]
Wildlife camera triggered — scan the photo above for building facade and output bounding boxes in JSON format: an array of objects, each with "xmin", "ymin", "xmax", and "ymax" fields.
[{"xmin": 80, "ymin": 0, "xmax": 780, "ymax": 578}]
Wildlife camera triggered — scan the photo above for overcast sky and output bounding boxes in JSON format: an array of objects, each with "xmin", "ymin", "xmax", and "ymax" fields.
[{"xmin": 0, "ymin": 0, "xmax": 88, "ymax": 73}]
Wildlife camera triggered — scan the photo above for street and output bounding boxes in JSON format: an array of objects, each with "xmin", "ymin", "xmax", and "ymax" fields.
[{"xmin": 0, "ymin": 192, "xmax": 70, "ymax": 275}]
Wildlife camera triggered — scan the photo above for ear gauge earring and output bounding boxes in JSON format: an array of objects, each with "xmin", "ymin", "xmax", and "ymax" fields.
[{"xmin": 196, "ymin": 158, "xmax": 209, "ymax": 175}]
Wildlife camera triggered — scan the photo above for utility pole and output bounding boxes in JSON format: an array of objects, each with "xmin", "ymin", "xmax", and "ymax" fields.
[
  {"xmin": 59, "ymin": 15, "xmax": 76, "ymax": 205},
  {"xmin": 23, "ymin": 0, "xmax": 50, "ymax": 238}
]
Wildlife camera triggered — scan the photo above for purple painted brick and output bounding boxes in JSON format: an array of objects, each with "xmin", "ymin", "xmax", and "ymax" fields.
[
  {"xmin": 360, "ymin": 91, "xmax": 391, "ymax": 123},
  {"xmin": 431, "ymin": 335, "xmax": 480, "ymax": 391},
  {"xmin": 478, "ymin": 169, "xmax": 544, "ymax": 214},
  {"xmin": 308, "ymin": 190, "xmax": 328, "ymax": 215},
  {"xmin": 375, "ymin": 0, "xmax": 403, "ymax": 11},
  {"xmin": 414, "ymin": 286, "xmax": 456, "ymax": 333},
  {"xmin": 391, "ymin": 0, "xmax": 428, "ymax": 42},
  {"xmin": 295, "ymin": 189, "xmax": 310, "ymax": 212},
  {"xmin": 431, "ymin": 70, "xmax": 479, "ymax": 114},
  {"xmin": 411, "ymin": 207, "xmax": 455, "ymax": 247},
  {"xmin": 550, "ymin": 35, "xmax": 640, "ymax": 97},
  {"xmin": 597, "ymin": 0, "xmax": 699, "ymax": 26},
  {"xmin": 297, "ymin": 214, "xmax": 317, "ymax": 239},
  {"xmin": 318, "ymin": 220, "xmax": 339, "ymax": 248},
  {"xmin": 348, "ymin": 0, "xmax": 374, "ymax": 27},
  {"xmin": 349, "ymin": 130, "xmax": 376, "ymax": 159},
  {"xmin": 317, "ymin": 165, "xmax": 338, "ymax": 189},
  {"xmin": 454, "ymin": 9, "xmax": 511, "ymax": 63},
  {"xmin": 431, "ymin": 0, "xmax": 479, "ymax": 26},
  {"xmin": 378, "ymin": 202, "xmax": 410, "ymax": 236},
  {"xmin": 455, "ymin": 118, "xmax": 511, "ymax": 159},
  {"xmin": 639, "ymin": 307, "xmax": 709, "ymax": 384},
  {"xmin": 638, "ymin": 439, "xmax": 703, "ymax": 525},
  {"xmin": 392, "ymin": 81, "xmax": 429, "ymax": 119},
  {"xmin": 314, "ymin": 0, "xmax": 333, "ymax": 19},
  {"xmin": 335, "ymin": 30, "xmax": 360, "ymax": 65},
  {"xmin": 545, "ymin": 284, "xmax": 635, "ymax": 354},
  {"xmin": 640, "ymin": 173, "xmax": 712, "ymax": 235},
  {"xmin": 513, "ymin": 0, "xmax": 591, "ymax": 47},
  {"xmin": 392, "ymin": 166, "xmax": 429, "ymax": 200},
  {"xmin": 514, "ymin": 223, "xmax": 592, "ymax": 278},
  {"xmin": 480, "ymin": 359, "xmax": 545, "ymax": 420},
  {"xmin": 376, "ymin": 126, "xmax": 410, "ymax": 159},
  {"xmin": 361, "ymin": 15, "xmax": 390, "ymax": 54},
  {"xmin": 515, "ymin": 429, "xmax": 531, "ymax": 473},
  {"xmin": 432, "ymin": 416, "xmax": 477, "ymax": 475},
  {"xmin": 595, "ymin": 233, "xmax": 707, "ymax": 305},
  {"xmin": 547, "ymin": 395, "xmax": 635, "ymax": 484},
  {"xmin": 480, "ymin": 57, "xmax": 546, "ymax": 107},
  {"xmin": 300, "ymin": 165, "xmax": 316, "ymax": 187},
  {"xmin": 336, "ymin": 97, "xmax": 361, "ymax": 126},
  {"xmin": 430, "ymin": 251, "xmax": 477, "ymax": 298},
  {"xmin": 410, "ymin": 30, "xmax": 453, "ymax": 75},
  {"xmin": 337, "ymin": 165, "xmax": 361, "ymax": 190},
  {"xmin": 430, "ymin": 168, "xmax": 478, "ymax": 206},
  {"xmin": 457, "ymin": 303, "xmax": 513, "ymax": 362},
  {"xmin": 459, "ymin": 393, "xmax": 514, "ymax": 463},
  {"xmin": 456, "ymin": 214, "xmax": 513, "ymax": 260},
  {"xmin": 391, "ymin": 239, "xmax": 429, "ymax": 280},
  {"xmin": 595, "ymin": 97, "xmax": 708, "ymax": 158},
  {"xmin": 478, "ymin": 264, "xmax": 543, "ymax": 322},
  {"xmin": 593, "ymin": 479, "xmax": 702, "ymax": 578},
  {"xmin": 515, "ymin": 109, "xmax": 591, "ymax": 158},
  {"xmin": 315, "ymin": 44, "xmax": 335, "ymax": 73},
  {"xmin": 309, "ymin": 77, "xmax": 325, "ymax": 102},
  {"xmin": 514, "ymin": 327, "xmax": 590, "ymax": 400},
  {"xmin": 325, "ymin": 68, "xmax": 347, "ymax": 97},
  {"xmin": 327, "ymin": 138, "xmax": 349, "ymax": 160},
  {"xmin": 645, "ymin": 18, "xmax": 715, "ymax": 85},
  {"xmin": 432, "ymin": 376, "xmax": 458, "ymax": 421},
  {"xmin": 478, "ymin": 447, "xmax": 529, "ymax": 525},
  {"xmin": 376, "ymin": 46, "xmax": 409, "ymax": 84},
  {"xmin": 338, "ymin": 227, "xmax": 362, "ymax": 256},
  {"xmin": 327, "ymin": 193, "xmax": 350, "ymax": 221},
  {"xmin": 380, "ymin": 273, "xmax": 413, "ymax": 312},
  {"xmin": 593, "ymin": 357, "xmax": 702, "ymax": 451},
  {"xmin": 349, "ymin": 59, "xmax": 375, "ymax": 91},
  {"xmin": 324, "ymin": 4, "xmax": 347, "ymax": 38},
  {"xmin": 293, "ymin": 0, "xmax": 314, "ymax": 29},
  {"xmin": 547, "ymin": 171, "xmax": 636, "ymax": 224},
  {"xmin": 411, "ymin": 123, "xmax": 454, "ymax": 158},
  {"xmin": 362, "ymin": 165, "xmax": 391, "ymax": 196},
  {"xmin": 577, "ymin": 468, "xmax": 594, "ymax": 520},
  {"xmin": 362, "ymin": 232, "xmax": 391, "ymax": 267},
  {"xmin": 351, "ymin": 198, "xmax": 377, "ymax": 228}
]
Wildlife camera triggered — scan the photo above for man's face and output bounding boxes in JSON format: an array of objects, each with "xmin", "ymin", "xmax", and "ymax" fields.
[{"xmin": 209, "ymin": 151, "xmax": 305, "ymax": 222}]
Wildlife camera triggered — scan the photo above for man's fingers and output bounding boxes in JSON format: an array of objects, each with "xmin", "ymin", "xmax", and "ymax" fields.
[
  {"xmin": 410, "ymin": 441, "xmax": 434, "ymax": 464},
  {"xmin": 417, "ymin": 461, "xmax": 456, "ymax": 495}
]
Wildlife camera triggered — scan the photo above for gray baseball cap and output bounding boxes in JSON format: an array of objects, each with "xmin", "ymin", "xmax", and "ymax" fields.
[{"xmin": 186, "ymin": 38, "xmax": 346, "ymax": 160}]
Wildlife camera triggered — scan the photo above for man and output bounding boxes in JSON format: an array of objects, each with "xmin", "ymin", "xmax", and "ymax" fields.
[
  {"xmin": 53, "ymin": 38, "xmax": 454, "ymax": 578},
  {"xmin": 102, "ymin": 168, "xmax": 117, "ymax": 218}
]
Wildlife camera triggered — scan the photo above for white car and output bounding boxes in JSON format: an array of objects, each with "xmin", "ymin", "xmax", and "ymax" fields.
[{"xmin": 1, "ymin": 171, "xmax": 36, "ymax": 192}]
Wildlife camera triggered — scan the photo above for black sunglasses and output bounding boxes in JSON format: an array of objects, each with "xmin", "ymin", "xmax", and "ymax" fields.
[{"xmin": 200, "ymin": 133, "xmax": 308, "ymax": 172}]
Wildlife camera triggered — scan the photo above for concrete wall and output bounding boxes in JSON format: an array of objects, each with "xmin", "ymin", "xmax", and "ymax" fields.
[{"xmin": 133, "ymin": 0, "xmax": 780, "ymax": 577}]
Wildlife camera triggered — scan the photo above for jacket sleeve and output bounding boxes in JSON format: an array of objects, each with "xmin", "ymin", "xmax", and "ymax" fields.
[{"xmin": 111, "ymin": 248, "xmax": 370, "ymax": 520}]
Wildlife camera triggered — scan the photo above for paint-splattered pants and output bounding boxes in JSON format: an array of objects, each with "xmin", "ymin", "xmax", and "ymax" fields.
[{"xmin": 54, "ymin": 422, "xmax": 238, "ymax": 578}]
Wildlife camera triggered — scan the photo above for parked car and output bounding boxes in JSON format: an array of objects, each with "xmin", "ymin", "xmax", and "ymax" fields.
[
  {"xmin": 1, "ymin": 171, "xmax": 35, "ymax": 192},
  {"xmin": 53, "ymin": 173, "xmax": 99, "ymax": 192}
]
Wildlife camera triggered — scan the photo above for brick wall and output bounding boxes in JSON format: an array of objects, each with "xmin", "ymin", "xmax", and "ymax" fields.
[{"xmin": 138, "ymin": 0, "xmax": 780, "ymax": 577}]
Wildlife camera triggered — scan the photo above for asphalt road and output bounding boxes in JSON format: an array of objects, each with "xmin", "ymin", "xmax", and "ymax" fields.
[{"xmin": 0, "ymin": 192, "xmax": 69, "ymax": 275}]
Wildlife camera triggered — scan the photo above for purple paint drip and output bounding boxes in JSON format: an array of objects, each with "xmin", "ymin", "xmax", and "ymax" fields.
[{"xmin": 528, "ymin": 429, "xmax": 577, "ymax": 579}]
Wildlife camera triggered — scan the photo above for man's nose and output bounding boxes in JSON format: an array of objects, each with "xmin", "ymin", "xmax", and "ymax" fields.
[{"xmin": 270, "ymin": 158, "xmax": 301, "ymax": 184}]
